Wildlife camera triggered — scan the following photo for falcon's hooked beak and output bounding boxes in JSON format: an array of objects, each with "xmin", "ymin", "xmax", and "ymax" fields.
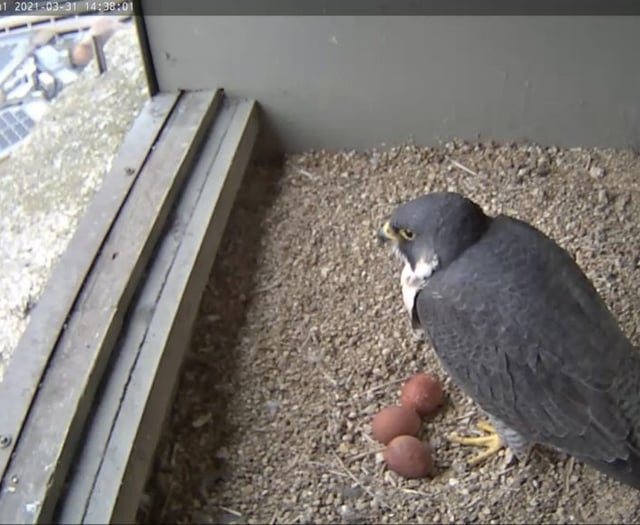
[{"xmin": 377, "ymin": 221, "xmax": 397, "ymax": 245}]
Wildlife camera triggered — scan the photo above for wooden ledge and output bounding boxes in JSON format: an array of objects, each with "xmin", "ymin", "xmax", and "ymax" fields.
[{"xmin": 0, "ymin": 89, "xmax": 259, "ymax": 524}]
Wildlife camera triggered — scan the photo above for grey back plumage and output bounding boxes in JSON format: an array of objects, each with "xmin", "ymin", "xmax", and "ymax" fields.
[{"xmin": 413, "ymin": 206, "xmax": 640, "ymax": 488}]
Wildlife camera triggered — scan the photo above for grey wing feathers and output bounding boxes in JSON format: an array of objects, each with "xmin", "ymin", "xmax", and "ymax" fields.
[{"xmin": 416, "ymin": 215, "xmax": 640, "ymax": 472}]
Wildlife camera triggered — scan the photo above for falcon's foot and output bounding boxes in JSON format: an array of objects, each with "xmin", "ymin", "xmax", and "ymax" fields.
[{"xmin": 448, "ymin": 420, "xmax": 505, "ymax": 465}]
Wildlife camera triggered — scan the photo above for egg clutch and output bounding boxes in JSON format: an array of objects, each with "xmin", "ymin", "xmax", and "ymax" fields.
[{"xmin": 371, "ymin": 372, "xmax": 444, "ymax": 479}]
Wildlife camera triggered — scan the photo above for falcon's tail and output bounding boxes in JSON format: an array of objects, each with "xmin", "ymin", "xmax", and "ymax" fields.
[{"xmin": 582, "ymin": 452, "xmax": 640, "ymax": 490}]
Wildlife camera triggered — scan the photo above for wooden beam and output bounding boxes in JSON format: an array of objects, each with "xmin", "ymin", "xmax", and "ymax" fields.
[
  {"xmin": 56, "ymin": 96, "xmax": 258, "ymax": 524},
  {"xmin": 0, "ymin": 89, "xmax": 223, "ymax": 524},
  {"xmin": 0, "ymin": 92, "xmax": 179, "ymax": 484}
]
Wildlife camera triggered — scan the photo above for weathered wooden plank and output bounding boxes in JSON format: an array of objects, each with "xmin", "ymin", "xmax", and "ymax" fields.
[
  {"xmin": 54, "ymin": 95, "xmax": 251, "ymax": 523},
  {"xmin": 0, "ymin": 89, "xmax": 223, "ymax": 524},
  {"xmin": 82, "ymin": 97, "xmax": 257, "ymax": 524},
  {"xmin": 0, "ymin": 92, "xmax": 179, "ymax": 483}
]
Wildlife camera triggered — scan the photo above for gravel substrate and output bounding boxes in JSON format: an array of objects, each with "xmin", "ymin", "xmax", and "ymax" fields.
[
  {"xmin": 142, "ymin": 143, "xmax": 640, "ymax": 524},
  {"xmin": 0, "ymin": 23, "xmax": 148, "ymax": 381}
]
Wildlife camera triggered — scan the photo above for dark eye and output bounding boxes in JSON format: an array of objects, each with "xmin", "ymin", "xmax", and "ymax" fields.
[{"xmin": 399, "ymin": 228, "xmax": 414, "ymax": 241}]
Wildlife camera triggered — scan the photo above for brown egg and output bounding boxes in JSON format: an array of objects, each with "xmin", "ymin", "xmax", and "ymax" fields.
[
  {"xmin": 400, "ymin": 372, "xmax": 444, "ymax": 417},
  {"xmin": 383, "ymin": 435, "xmax": 433, "ymax": 478},
  {"xmin": 371, "ymin": 406, "xmax": 421, "ymax": 444}
]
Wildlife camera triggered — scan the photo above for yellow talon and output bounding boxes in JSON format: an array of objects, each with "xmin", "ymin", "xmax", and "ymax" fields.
[{"xmin": 448, "ymin": 420, "xmax": 504, "ymax": 465}]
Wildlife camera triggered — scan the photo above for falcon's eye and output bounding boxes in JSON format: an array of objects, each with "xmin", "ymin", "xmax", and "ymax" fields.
[{"xmin": 399, "ymin": 228, "xmax": 415, "ymax": 241}]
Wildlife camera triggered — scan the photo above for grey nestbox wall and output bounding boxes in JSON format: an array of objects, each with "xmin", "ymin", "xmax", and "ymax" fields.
[{"xmin": 139, "ymin": 13, "xmax": 640, "ymax": 154}]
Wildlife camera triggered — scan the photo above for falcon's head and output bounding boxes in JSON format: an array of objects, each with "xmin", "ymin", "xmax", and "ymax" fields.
[{"xmin": 377, "ymin": 192, "xmax": 491, "ymax": 283}]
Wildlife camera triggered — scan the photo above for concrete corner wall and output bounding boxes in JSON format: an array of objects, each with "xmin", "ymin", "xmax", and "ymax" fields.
[{"xmin": 140, "ymin": 15, "xmax": 640, "ymax": 153}]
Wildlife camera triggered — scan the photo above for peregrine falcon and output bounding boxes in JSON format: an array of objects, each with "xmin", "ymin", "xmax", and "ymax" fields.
[{"xmin": 378, "ymin": 191, "xmax": 640, "ymax": 489}]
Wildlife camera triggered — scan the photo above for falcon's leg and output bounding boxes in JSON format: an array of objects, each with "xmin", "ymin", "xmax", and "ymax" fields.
[
  {"xmin": 448, "ymin": 420, "xmax": 504, "ymax": 465},
  {"xmin": 449, "ymin": 417, "xmax": 530, "ymax": 466}
]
